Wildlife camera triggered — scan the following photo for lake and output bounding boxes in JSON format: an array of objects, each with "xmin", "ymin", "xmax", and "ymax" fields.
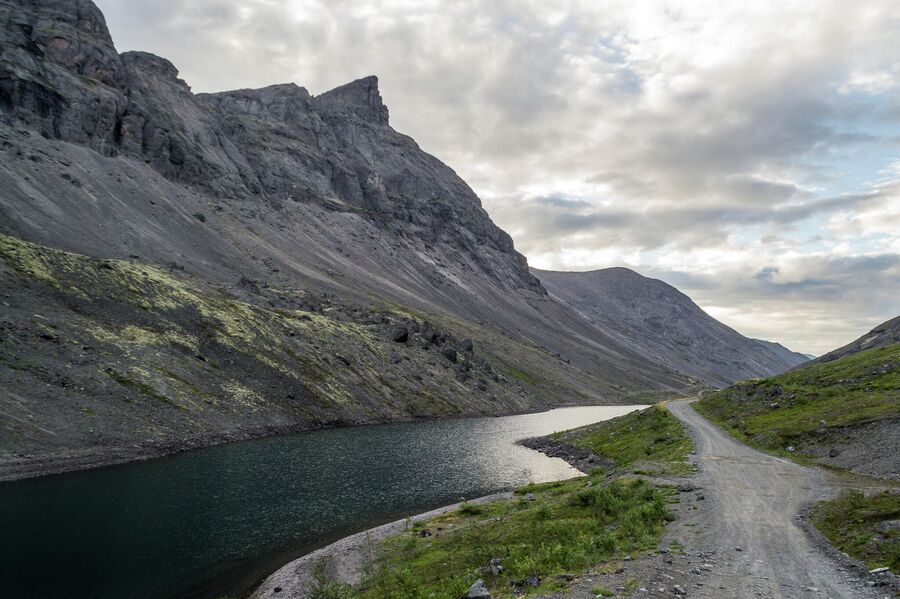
[{"xmin": 0, "ymin": 405, "xmax": 641, "ymax": 599}]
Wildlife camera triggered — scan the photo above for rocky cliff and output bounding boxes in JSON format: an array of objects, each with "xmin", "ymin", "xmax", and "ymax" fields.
[{"xmin": 533, "ymin": 267, "xmax": 808, "ymax": 386}]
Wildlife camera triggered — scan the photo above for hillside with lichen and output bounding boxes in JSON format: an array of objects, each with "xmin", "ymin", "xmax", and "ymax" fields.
[{"xmin": 1, "ymin": 234, "xmax": 678, "ymax": 479}]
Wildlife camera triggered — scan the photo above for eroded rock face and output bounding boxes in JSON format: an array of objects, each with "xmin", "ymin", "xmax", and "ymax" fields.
[
  {"xmin": 0, "ymin": 0, "xmax": 125, "ymax": 153},
  {"xmin": 314, "ymin": 75, "xmax": 389, "ymax": 125},
  {"xmin": 0, "ymin": 0, "xmax": 536, "ymax": 291}
]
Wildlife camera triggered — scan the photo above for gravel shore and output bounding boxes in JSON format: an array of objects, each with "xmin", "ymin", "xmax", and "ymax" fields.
[{"xmin": 250, "ymin": 492, "xmax": 513, "ymax": 599}]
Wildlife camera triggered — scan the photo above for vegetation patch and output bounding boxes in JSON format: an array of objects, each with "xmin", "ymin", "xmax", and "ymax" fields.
[
  {"xmin": 811, "ymin": 489, "xmax": 900, "ymax": 572},
  {"xmin": 695, "ymin": 344, "xmax": 900, "ymax": 460},
  {"xmin": 550, "ymin": 403, "xmax": 693, "ymax": 476},
  {"xmin": 103, "ymin": 367, "xmax": 185, "ymax": 410},
  {"xmin": 351, "ymin": 474, "xmax": 674, "ymax": 598}
]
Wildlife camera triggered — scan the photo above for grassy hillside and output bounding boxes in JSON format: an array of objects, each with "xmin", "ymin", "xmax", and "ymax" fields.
[
  {"xmin": 695, "ymin": 344, "xmax": 899, "ymax": 471},
  {"xmin": 354, "ymin": 476, "xmax": 673, "ymax": 598},
  {"xmin": 549, "ymin": 403, "xmax": 693, "ymax": 476}
]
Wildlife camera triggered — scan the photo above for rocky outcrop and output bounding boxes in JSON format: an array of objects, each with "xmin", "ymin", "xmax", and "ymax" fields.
[
  {"xmin": 314, "ymin": 75, "xmax": 389, "ymax": 125},
  {"xmin": 533, "ymin": 267, "xmax": 808, "ymax": 386},
  {"xmin": 0, "ymin": 0, "xmax": 125, "ymax": 154},
  {"xmin": 460, "ymin": 580, "xmax": 491, "ymax": 599},
  {"xmin": 519, "ymin": 437, "xmax": 614, "ymax": 473}
]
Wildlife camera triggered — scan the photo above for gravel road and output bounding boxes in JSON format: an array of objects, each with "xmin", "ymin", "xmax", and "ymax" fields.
[{"xmin": 664, "ymin": 400, "xmax": 887, "ymax": 598}]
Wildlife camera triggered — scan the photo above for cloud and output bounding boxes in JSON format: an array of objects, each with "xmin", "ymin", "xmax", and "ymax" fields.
[
  {"xmin": 648, "ymin": 251, "xmax": 900, "ymax": 355},
  {"xmin": 94, "ymin": 0, "xmax": 900, "ymax": 354}
]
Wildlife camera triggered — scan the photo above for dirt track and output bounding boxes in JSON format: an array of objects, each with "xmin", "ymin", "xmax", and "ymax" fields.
[{"xmin": 663, "ymin": 401, "xmax": 885, "ymax": 598}]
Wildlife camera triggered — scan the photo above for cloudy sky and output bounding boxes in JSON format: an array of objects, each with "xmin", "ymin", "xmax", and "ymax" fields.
[{"xmin": 96, "ymin": 0, "xmax": 900, "ymax": 355}]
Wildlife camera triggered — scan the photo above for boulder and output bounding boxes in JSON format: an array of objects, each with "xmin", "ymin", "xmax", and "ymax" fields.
[
  {"xmin": 488, "ymin": 557, "xmax": 503, "ymax": 575},
  {"xmin": 391, "ymin": 327, "xmax": 409, "ymax": 343},
  {"xmin": 877, "ymin": 520, "xmax": 900, "ymax": 534},
  {"xmin": 460, "ymin": 579, "xmax": 491, "ymax": 598},
  {"xmin": 512, "ymin": 576, "xmax": 540, "ymax": 587},
  {"xmin": 442, "ymin": 347, "xmax": 458, "ymax": 363}
]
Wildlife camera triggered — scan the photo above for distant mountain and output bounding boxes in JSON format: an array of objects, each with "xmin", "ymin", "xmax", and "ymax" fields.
[
  {"xmin": 808, "ymin": 316, "xmax": 900, "ymax": 366},
  {"xmin": 533, "ymin": 267, "xmax": 808, "ymax": 386}
]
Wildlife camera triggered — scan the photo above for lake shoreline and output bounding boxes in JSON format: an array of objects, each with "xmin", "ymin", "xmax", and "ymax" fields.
[
  {"xmin": 249, "ymin": 491, "xmax": 518, "ymax": 598},
  {"xmin": 0, "ymin": 402, "xmax": 617, "ymax": 484},
  {"xmin": 247, "ymin": 439, "xmax": 612, "ymax": 598},
  {"xmin": 2, "ymin": 405, "xmax": 641, "ymax": 599}
]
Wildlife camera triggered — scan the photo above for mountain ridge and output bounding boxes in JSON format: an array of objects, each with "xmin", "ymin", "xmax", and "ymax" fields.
[{"xmin": 533, "ymin": 266, "xmax": 808, "ymax": 386}]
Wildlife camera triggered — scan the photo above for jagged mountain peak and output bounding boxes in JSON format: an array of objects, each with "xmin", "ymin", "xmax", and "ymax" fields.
[
  {"xmin": 0, "ymin": 0, "xmax": 545, "ymax": 297},
  {"xmin": 120, "ymin": 50, "xmax": 181, "ymax": 81},
  {"xmin": 314, "ymin": 75, "xmax": 389, "ymax": 125}
]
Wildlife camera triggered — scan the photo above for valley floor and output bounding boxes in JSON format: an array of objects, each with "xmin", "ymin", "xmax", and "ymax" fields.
[{"xmin": 255, "ymin": 401, "xmax": 898, "ymax": 599}]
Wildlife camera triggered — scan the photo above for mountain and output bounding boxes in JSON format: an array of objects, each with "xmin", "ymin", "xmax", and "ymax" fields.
[
  {"xmin": 808, "ymin": 315, "xmax": 900, "ymax": 366},
  {"xmin": 0, "ymin": 0, "xmax": 716, "ymax": 479},
  {"xmin": 695, "ymin": 316, "xmax": 899, "ymax": 480},
  {"xmin": 533, "ymin": 267, "xmax": 808, "ymax": 386}
]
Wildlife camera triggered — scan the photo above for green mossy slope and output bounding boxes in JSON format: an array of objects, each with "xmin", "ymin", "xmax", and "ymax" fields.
[
  {"xmin": 695, "ymin": 344, "xmax": 899, "ymax": 467},
  {"xmin": 550, "ymin": 403, "xmax": 693, "ymax": 476}
]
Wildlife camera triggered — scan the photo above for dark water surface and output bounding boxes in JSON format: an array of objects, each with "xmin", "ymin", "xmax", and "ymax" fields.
[{"xmin": 0, "ymin": 405, "xmax": 641, "ymax": 599}]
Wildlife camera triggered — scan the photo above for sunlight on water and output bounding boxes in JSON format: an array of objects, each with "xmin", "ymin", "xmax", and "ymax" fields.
[{"xmin": 0, "ymin": 405, "xmax": 642, "ymax": 599}]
